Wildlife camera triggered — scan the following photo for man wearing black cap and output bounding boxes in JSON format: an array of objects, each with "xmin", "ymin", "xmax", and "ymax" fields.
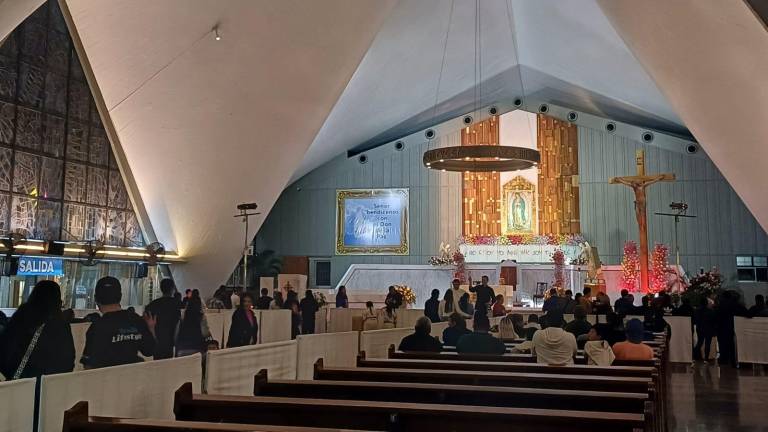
[{"xmin": 81, "ymin": 277, "xmax": 156, "ymax": 369}]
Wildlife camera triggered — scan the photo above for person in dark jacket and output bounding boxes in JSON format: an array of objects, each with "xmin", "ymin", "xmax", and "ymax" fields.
[
  {"xmin": 442, "ymin": 312, "xmax": 472, "ymax": 346},
  {"xmin": 283, "ymin": 291, "xmax": 301, "ymax": 339},
  {"xmin": 748, "ymin": 294, "xmax": 768, "ymax": 317},
  {"xmin": 693, "ymin": 299, "xmax": 717, "ymax": 361},
  {"xmin": 81, "ymin": 277, "xmax": 155, "ymax": 369},
  {"xmin": 227, "ymin": 293, "xmax": 259, "ymax": 347},
  {"xmin": 175, "ymin": 295, "xmax": 212, "ymax": 356},
  {"xmin": 0, "ymin": 280, "xmax": 74, "ymax": 379},
  {"xmin": 424, "ymin": 289, "xmax": 441, "ymax": 323},
  {"xmin": 715, "ymin": 291, "xmax": 748, "ymax": 366},
  {"xmin": 564, "ymin": 305, "xmax": 592, "ymax": 338},
  {"xmin": 456, "ymin": 312, "xmax": 506, "ymax": 354},
  {"xmin": 145, "ymin": 278, "xmax": 181, "ymax": 359},
  {"xmin": 255, "ymin": 288, "xmax": 273, "ymax": 310},
  {"xmin": 385, "ymin": 286, "xmax": 403, "ymax": 309},
  {"xmin": 398, "ymin": 317, "xmax": 442, "ymax": 352},
  {"xmin": 299, "ymin": 290, "xmax": 319, "ymax": 335},
  {"xmin": 469, "ymin": 275, "xmax": 495, "ymax": 313},
  {"xmin": 335, "ymin": 286, "xmax": 349, "ymax": 308}
]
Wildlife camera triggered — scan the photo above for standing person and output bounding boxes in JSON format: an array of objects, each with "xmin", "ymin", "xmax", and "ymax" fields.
[
  {"xmin": 230, "ymin": 287, "xmax": 241, "ymax": 310},
  {"xmin": 491, "ymin": 294, "xmax": 507, "ymax": 317},
  {"xmin": 255, "ymin": 288, "xmax": 273, "ymax": 310},
  {"xmin": 0, "ymin": 280, "xmax": 74, "ymax": 379},
  {"xmin": 563, "ymin": 290, "xmax": 577, "ymax": 314},
  {"xmin": 448, "ymin": 279, "xmax": 467, "ymax": 313},
  {"xmin": 614, "ymin": 289, "xmax": 632, "ymax": 315},
  {"xmin": 283, "ymin": 291, "xmax": 301, "ymax": 339},
  {"xmin": 424, "ymin": 289, "xmax": 441, "ymax": 323},
  {"xmin": 748, "ymin": 294, "xmax": 768, "ymax": 317},
  {"xmin": 299, "ymin": 290, "xmax": 319, "ymax": 335},
  {"xmin": 578, "ymin": 287, "xmax": 593, "ymax": 314},
  {"xmin": 181, "ymin": 289, "xmax": 192, "ymax": 308},
  {"xmin": 175, "ymin": 295, "xmax": 212, "ymax": 357},
  {"xmin": 362, "ymin": 301, "xmax": 379, "ymax": 331},
  {"xmin": 385, "ymin": 286, "xmax": 403, "ymax": 310},
  {"xmin": 81, "ymin": 277, "xmax": 156, "ymax": 369},
  {"xmin": 145, "ymin": 278, "xmax": 181, "ymax": 360},
  {"xmin": 693, "ymin": 299, "xmax": 717, "ymax": 361},
  {"xmin": 532, "ymin": 312, "xmax": 578, "ymax": 366},
  {"xmin": 442, "ymin": 313, "xmax": 471, "ymax": 346},
  {"xmin": 381, "ymin": 305, "xmax": 397, "ymax": 329},
  {"xmin": 612, "ymin": 319, "xmax": 655, "ymax": 361},
  {"xmin": 583, "ymin": 324, "xmax": 615, "ymax": 366},
  {"xmin": 335, "ymin": 286, "xmax": 349, "ymax": 308},
  {"xmin": 439, "ymin": 289, "xmax": 467, "ymax": 320},
  {"xmin": 271, "ymin": 291, "xmax": 284, "ymax": 310},
  {"xmin": 715, "ymin": 291, "xmax": 748, "ymax": 366},
  {"xmin": 398, "ymin": 317, "xmax": 442, "ymax": 352},
  {"xmin": 469, "ymin": 275, "xmax": 495, "ymax": 314},
  {"xmin": 456, "ymin": 312, "xmax": 506, "ymax": 354},
  {"xmin": 227, "ymin": 293, "xmax": 259, "ymax": 347}
]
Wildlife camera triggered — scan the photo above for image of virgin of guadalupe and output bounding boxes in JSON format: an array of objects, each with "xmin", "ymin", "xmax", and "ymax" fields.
[{"xmin": 509, "ymin": 192, "xmax": 530, "ymax": 231}]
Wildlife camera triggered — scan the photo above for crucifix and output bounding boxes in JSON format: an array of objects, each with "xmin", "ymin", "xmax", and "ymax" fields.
[{"xmin": 609, "ymin": 150, "xmax": 675, "ymax": 293}]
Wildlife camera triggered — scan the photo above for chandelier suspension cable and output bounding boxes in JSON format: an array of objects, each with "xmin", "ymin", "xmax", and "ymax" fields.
[{"xmin": 430, "ymin": 0, "xmax": 456, "ymax": 135}]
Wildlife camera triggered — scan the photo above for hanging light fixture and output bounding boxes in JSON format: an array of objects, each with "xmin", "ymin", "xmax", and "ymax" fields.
[{"xmin": 422, "ymin": 0, "xmax": 538, "ymax": 173}]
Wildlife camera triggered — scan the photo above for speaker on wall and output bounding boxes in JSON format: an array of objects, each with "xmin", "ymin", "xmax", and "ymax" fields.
[
  {"xmin": 488, "ymin": 106, "xmax": 498, "ymax": 115},
  {"xmin": 538, "ymin": 104, "xmax": 549, "ymax": 113},
  {"xmin": 567, "ymin": 111, "xmax": 578, "ymax": 122},
  {"xmin": 134, "ymin": 263, "xmax": 148, "ymax": 278},
  {"xmin": 513, "ymin": 98, "xmax": 523, "ymax": 107},
  {"xmin": 605, "ymin": 122, "xmax": 617, "ymax": 133},
  {"xmin": 425, "ymin": 129, "xmax": 435, "ymax": 139},
  {"xmin": 641, "ymin": 131, "xmax": 654, "ymax": 143},
  {"xmin": 46, "ymin": 241, "xmax": 65, "ymax": 255},
  {"xmin": 358, "ymin": 154, "xmax": 368, "ymax": 164},
  {"xmin": 463, "ymin": 115, "xmax": 473, "ymax": 125},
  {"xmin": 686, "ymin": 144, "xmax": 698, "ymax": 154},
  {"xmin": 394, "ymin": 141, "xmax": 404, "ymax": 151}
]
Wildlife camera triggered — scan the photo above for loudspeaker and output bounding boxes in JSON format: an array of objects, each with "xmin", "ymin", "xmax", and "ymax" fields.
[
  {"xmin": 686, "ymin": 144, "xmax": 698, "ymax": 154},
  {"xmin": 1, "ymin": 258, "xmax": 18, "ymax": 276},
  {"xmin": 358, "ymin": 154, "xmax": 368, "ymax": 164},
  {"xmin": 134, "ymin": 263, "xmax": 148, "ymax": 278},
  {"xmin": 538, "ymin": 104, "xmax": 549, "ymax": 113},
  {"xmin": 641, "ymin": 131, "xmax": 654, "ymax": 143},
  {"xmin": 567, "ymin": 111, "xmax": 578, "ymax": 122},
  {"xmin": 46, "ymin": 241, "xmax": 65, "ymax": 255},
  {"xmin": 425, "ymin": 129, "xmax": 435, "ymax": 139},
  {"xmin": 605, "ymin": 122, "xmax": 617, "ymax": 133},
  {"xmin": 462, "ymin": 115, "xmax": 473, "ymax": 125},
  {"xmin": 513, "ymin": 98, "xmax": 523, "ymax": 107},
  {"xmin": 394, "ymin": 141, "xmax": 404, "ymax": 151},
  {"xmin": 488, "ymin": 106, "xmax": 498, "ymax": 115}
]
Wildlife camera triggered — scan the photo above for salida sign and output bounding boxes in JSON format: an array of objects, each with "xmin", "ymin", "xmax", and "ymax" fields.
[{"xmin": 17, "ymin": 257, "xmax": 64, "ymax": 276}]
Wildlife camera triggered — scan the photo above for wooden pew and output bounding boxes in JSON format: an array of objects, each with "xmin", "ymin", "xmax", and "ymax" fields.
[
  {"xmin": 358, "ymin": 355, "xmax": 658, "ymax": 378},
  {"xmin": 175, "ymin": 383, "xmax": 648, "ymax": 432},
  {"xmin": 62, "ymin": 401, "xmax": 351, "ymax": 432},
  {"xmin": 253, "ymin": 369, "xmax": 654, "ymax": 416},
  {"xmin": 313, "ymin": 360, "xmax": 655, "ymax": 394}
]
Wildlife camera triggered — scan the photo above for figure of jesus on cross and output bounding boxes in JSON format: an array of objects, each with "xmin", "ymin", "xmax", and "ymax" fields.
[{"xmin": 610, "ymin": 150, "xmax": 675, "ymax": 293}]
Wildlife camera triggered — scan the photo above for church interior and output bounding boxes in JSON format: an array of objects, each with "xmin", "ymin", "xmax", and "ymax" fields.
[{"xmin": 0, "ymin": 0, "xmax": 767, "ymax": 431}]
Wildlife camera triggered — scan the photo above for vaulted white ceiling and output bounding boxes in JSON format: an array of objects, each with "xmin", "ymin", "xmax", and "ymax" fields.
[{"xmin": 1, "ymin": 0, "xmax": 764, "ymax": 293}]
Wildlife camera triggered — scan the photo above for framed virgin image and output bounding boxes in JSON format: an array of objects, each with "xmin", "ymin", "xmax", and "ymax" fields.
[{"xmin": 336, "ymin": 189, "xmax": 409, "ymax": 255}]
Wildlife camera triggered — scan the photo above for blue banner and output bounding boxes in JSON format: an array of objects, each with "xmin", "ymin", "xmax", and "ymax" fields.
[{"xmin": 17, "ymin": 257, "xmax": 64, "ymax": 276}]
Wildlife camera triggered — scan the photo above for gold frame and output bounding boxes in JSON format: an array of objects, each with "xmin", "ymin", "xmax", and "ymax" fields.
[
  {"xmin": 501, "ymin": 176, "xmax": 537, "ymax": 235},
  {"xmin": 336, "ymin": 189, "xmax": 409, "ymax": 255}
]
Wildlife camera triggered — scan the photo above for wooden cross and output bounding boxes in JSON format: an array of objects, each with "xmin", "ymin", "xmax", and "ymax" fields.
[{"xmin": 609, "ymin": 150, "xmax": 675, "ymax": 293}]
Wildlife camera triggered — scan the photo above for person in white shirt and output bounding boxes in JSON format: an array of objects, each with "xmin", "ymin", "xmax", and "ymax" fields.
[
  {"xmin": 531, "ymin": 312, "xmax": 577, "ymax": 366},
  {"xmin": 362, "ymin": 301, "xmax": 379, "ymax": 330},
  {"xmin": 230, "ymin": 288, "xmax": 241, "ymax": 309},
  {"xmin": 439, "ymin": 285, "xmax": 470, "ymax": 321},
  {"xmin": 583, "ymin": 324, "xmax": 615, "ymax": 366}
]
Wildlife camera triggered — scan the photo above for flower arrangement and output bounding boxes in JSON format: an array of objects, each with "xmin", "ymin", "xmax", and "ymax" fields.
[
  {"xmin": 313, "ymin": 291, "xmax": 327, "ymax": 308},
  {"xmin": 394, "ymin": 285, "xmax": 416, "ymax": 306},
  {"xmin": 428, "ymin": 243, "xmax": 467, "ymax": 283},
  {"xmin": 552, "ymin": 249, "xmax": 565, "ymax": 289},
  {"xmin": 682, "ymin": 268, "xmax": 723, "ymax": 307},
  {"xmin": 620, "ymin": 241, "xmax": 640, "ymax": 292},
  {"xmin": 649, "ymin": 243, "xmax": 669, "ymax": 294},
  {"xmin": 459, "ymin": 233, "xmax": 585, "ymax": 246}
]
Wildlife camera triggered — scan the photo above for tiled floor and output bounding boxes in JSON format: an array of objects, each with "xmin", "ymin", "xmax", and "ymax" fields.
[{"xmin": 668, "ymin": 362, "xmax": 768, "ymax": 431}]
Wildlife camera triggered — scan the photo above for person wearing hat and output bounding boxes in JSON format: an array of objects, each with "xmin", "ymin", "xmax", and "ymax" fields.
[
  {"xmin": 81, "ymin": 277, "xmax": 156, "ymax": 369},
  {"xmin": 531, "ymin": 311, "xmax": 577, "ymax": 366},
  {"xmin": 611, "ymin": 318, "xmax": 654, "ymax": 361}
]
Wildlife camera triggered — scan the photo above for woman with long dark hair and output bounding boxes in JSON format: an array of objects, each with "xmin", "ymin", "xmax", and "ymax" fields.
[
  {"xmin": 175, "ymin": 295, "xmax": 212, "ymax": 357},
  {"xmin": 227, "ymin": 293, "xmax": 259, "ymax": 347},
  {"xmin": 439, "ymin": 289, "xmax": 455, "ymax": 321},
  {"xmin": 299, "ymin": 290, "xmax": 319, "ymax": 335},
  {"xmin": 0, "ymin": 280, "xmax": 74, "ymax": 379},
  {"xmin": 335, "ymin": 286, "xmax": 349, "ymax": 308}
]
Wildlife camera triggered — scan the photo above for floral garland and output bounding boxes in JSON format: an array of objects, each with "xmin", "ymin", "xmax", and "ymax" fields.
[
  {"xmin": 428, "ymin": 243, "xmax": 468, "ymax": 283},
  {"xmin": 681, "ymin": 268, "xmax": 723, "ymax": 307},
  {"xmin": 552, "ymin": 249, "xmax": 565, "ymax": 289},
  {"xmin": 393, "ymin": 285, "xmax": 416, "ymax": 305},
  {"xmin": 453, "ymin": 250, "xmax": 467, "ymax": 283},
  {"xmin": 620, "ymin": 241, "xmax": 640, "ymax": 292},
  {"xmin": 649, "ymin": 243, "xmax": 669, "ymax": 294},
  {"xmin": 459, "ymin": 233, "xmax": 585, "ymax": 246}
]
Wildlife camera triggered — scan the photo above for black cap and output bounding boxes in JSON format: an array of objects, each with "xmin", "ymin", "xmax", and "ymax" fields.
[{"xmin": 95, "ymin": 276, "xmax": 122, "ymax": 305}]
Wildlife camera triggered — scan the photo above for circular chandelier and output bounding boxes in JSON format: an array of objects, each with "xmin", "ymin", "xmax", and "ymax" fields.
[{"xmin": 423, "ymin": 145, "xmax": 540, "ymax": 172}]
